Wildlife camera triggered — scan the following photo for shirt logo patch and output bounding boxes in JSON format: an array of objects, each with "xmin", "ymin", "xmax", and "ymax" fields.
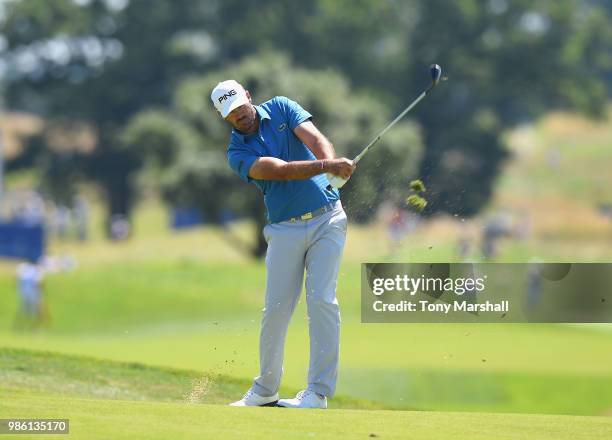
[{"xmin": 277, "ymin": 123, "xmax": 287, "ymax": 132}]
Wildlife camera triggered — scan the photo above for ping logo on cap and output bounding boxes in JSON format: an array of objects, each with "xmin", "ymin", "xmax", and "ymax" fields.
[
  {"xmin": 218, "ymin": 90, "xmax": 237, "ymax": 103},
  {"xmin": 211, "ymin": 80, "xmax": 249, "ymax": 118}
]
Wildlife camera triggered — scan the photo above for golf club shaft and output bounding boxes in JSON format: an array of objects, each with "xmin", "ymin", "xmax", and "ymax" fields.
[
  {"xmin": 353, "ymin": 85, "xmax": 434, "ymax": 164},
  {"xmin": 326, "ymin": 65, "xmax": 441, "ymax": 189}
]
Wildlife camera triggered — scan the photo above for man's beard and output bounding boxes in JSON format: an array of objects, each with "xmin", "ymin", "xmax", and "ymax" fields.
[{"xmin": 236, "ymin": 111, "xmax": 256, "ymax": 133}]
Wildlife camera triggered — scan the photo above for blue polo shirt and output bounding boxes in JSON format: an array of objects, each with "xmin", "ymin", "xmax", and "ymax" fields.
[{"xmin": 227, "ymin": 96, "xmax": 340, "ymax": 223}]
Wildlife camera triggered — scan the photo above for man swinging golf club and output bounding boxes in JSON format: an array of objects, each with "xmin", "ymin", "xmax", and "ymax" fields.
[{"xmin": 212, "ymin": 80, "xmax": 355, "ymax": 409}]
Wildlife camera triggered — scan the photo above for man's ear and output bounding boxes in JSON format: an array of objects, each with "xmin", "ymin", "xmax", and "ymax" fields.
[{"xmin": 246, "ymin": 90, "xmax": 253, "ymax": 103}]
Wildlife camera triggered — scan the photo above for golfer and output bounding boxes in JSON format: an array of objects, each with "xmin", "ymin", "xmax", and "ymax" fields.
[{"xmin": 212, "ymin": 80, "xmax": 355, "ymax": 409}]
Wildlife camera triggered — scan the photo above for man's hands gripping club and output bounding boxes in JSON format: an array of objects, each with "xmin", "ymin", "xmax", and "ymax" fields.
[
  {"xmin": 248, "ymin": 120, "xmax": 355, "ymax": 184},
  {"xmin": 325, "ymin": 158, "xmax": 356, "ymax": 180}
]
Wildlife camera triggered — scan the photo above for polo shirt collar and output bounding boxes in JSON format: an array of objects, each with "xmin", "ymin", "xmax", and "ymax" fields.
[{"xmin": 232, "ymin": 105, "xmax": 270, "ymax": 142}]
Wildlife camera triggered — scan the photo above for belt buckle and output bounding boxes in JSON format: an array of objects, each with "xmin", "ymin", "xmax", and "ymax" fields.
[{"xmin": 301, "ymin": 212, "xmax": 313, "ymax": 220}]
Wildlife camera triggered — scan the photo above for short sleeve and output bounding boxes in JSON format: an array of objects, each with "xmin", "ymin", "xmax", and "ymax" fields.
[
  {"xmin": 277, "ymin": 96, "xmax": 312, "ymax": 130},
  {"xmin": 228, "ymin": 147, "xmax": 259, "ymax": 183}
]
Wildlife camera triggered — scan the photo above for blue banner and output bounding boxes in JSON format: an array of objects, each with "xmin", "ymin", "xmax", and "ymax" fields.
[{"xmin": 0, "ymin": 222, "xmax": 46, "ymax": 262}]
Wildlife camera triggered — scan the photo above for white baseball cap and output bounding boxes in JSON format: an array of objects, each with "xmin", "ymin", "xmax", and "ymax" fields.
[{"xmin": 211, "ymin": 80, "xmax": 250, "ymax": 118}]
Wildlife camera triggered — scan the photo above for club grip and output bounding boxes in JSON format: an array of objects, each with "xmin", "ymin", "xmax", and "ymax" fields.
[{"xmin": 327, "ymin": 173, "xmax": 348, "ymax": 189}]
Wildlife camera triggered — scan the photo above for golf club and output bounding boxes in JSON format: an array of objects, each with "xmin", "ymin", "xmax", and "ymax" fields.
[{"xmin": 327, "ymin": 64, "xmax": 443, "ymax": 189}]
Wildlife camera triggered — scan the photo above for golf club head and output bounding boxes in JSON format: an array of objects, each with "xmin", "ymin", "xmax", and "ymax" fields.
[{"xmin": 430, "ymin": 64, "xmax": 442, "ymax": 86}]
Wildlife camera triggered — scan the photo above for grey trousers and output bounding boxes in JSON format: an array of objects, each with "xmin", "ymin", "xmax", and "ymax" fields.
[{"xmin": 252, "ymin": 201, "xmax": 347, "ymax": 398}]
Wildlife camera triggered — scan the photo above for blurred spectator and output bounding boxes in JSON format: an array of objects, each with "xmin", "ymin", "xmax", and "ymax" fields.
[
  {"xmin": 525, "ymin": 260, "xmax": 543, "ymax": 313},
  {"xmin": 377, "ymin": 201, "xmax": 421, "ymax": 254},
  {"xmin": 14, "ymin": 259, "xmax": 49, "ymax": 330},
  {"xmin": 72, "ymin": 195, "xmax": 89, "ymax": 241},
  {"xmin": 598, "ymin": 203, "xmax": 612, "ymax": 222},
  {"xmin": 388, "ymin": 206, "xmax": 407, "ymax": 251},
  {"xmin": 457, "ymin": 225, "xmax": 472, "ymax": 260},
  {"xmin": 11, "ymin": 191, "xmax": 45, "ymax": 226},
  {"xmin": 110, "ymin": 214, "xmax": 130, "ymax": 241},
  {"xmin": 481, "ymin": 211, "xmax": 513, "ymax": 260},
  {"xmin": 53, "ymin": 205, "xmax": 71, "ymax": 239},
  {"xmin": 515, "ymin": 212, "xmax": 533, "ymax": 241}
]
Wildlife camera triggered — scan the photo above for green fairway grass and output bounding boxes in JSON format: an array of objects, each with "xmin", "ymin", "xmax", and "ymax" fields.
[
  {"xmin": 3, "ymin": 387, "xmax": 611, "ymax": 440},
  {"xmin": 0, "ymin": 347, "xmax": 381, "ymax": 409},
  {"xmin": 2, "ymin": 256, "xmax": 612, "ymax": 415},
  {"xmin": 2, "ymin": 318, "xmax": 612, "ymax": 414},
  {"xmin": 2, "ymin": 257, "xmax": 612, "ymax": 415}
]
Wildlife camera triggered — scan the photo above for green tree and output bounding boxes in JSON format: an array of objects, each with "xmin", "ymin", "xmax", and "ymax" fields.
[
  {"xmin": 404, "ymin": 0, "xmax": 611, "ymax": 215},
  {"xmin": 3, "ymin": 0, "xmax": 611, "ymax": 234},
  {"xmin": 204, "ymin": 0, "xmax": 612, "ymax": 216},
  {"xmin": 1, "ymin": 0, "xmax": 216, "ymax": 231}
]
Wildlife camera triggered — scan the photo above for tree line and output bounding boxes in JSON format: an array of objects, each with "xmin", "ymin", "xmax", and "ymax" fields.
[{"xmin": 2, "ymin": 0, "xmax": 610, "ymax": 256}]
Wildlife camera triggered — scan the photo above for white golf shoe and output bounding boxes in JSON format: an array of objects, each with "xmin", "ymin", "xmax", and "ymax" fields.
[
  {"xmin": 277, "ymin": 390, "xmax": 327, "ymax": 409},
  {"xmin": 229, "ymin": 389, "xmax": 279, "ymax": 407}
]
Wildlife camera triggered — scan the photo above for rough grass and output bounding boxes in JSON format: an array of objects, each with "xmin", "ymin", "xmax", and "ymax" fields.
[{"xmin": 0, "ymin": 347, "xmax": 383, "ymax": 410}]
